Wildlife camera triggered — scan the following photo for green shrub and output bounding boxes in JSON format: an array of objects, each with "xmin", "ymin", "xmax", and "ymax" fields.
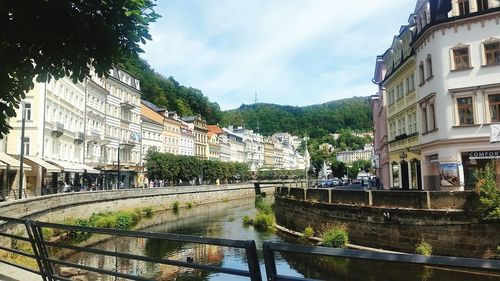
[
  {"xmin": 253, "ymin": 212, "xmax": 274, "ymax": 231},
  {"xmin": 94, "ymin": 215, "xmax": 116, "ymax": 228},
  {"xmin": 242, "ymin": 215, "xmax": 253, "ymax": 225},
  {"xmin": 172, "ymin": 201, "xmax": 180, "ymax": 212},
  {"xmin": 143, "ymin": 207, "xmax": 154, "ymax": 217},
  {"xmin": 475, "ymin": 162, "xmax": 500, "ymax": 220},
  {"xmin": 255, "ymin": 197, "xmax": 274, "ymax": 215},
  {"xmin": 187, "ymin": 202, "xmax": 193, "ymax": 209},
  {"xmin": 303, "ymin": 226, "xmax": 314, "ymax": 240},
  {"xmin": 322, "ymin": 227, "xmax": 349, "ymax": 248},
  {"xmin": 415, "ymin": 240, "xmax": 432, "ymax": 256},
  {"xmin": 115, "ymin": 213, "xmax": 133, "ymax": 230}
]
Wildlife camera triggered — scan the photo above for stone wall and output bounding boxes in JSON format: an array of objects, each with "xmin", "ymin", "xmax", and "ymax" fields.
[
  {"xmin": 275, "ymin": 190, "xmax": 499, "ymax": 258},
  {"xmin": 0, "ymin": 184, "xmax": 275, "ymax": 223}
]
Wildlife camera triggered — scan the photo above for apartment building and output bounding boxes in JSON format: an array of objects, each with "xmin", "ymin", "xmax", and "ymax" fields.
[{"xmin": 182, "ymin": 115, "xmax": 208, "ymax": 160}]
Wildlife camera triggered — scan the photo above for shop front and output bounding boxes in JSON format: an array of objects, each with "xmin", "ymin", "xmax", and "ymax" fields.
[
  {"xmin": 0, "ymin": 152, "xmax": 32, "ymax": 197},
  {"xmin": 462, "ymin": 150, "xmax": 500, "ymax": 190},
  {"xmin": 389, "ymin": 149, "xmax": 422, "ymax": 190},
  {"xmin": 23, "ymin": 156, "xmax": 61, "ymax": 195}
]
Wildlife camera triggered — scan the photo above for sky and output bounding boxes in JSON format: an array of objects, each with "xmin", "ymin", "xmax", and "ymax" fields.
[{"xmin": 141, "ymin": 0, "xmax": 416, "ymax": 111}]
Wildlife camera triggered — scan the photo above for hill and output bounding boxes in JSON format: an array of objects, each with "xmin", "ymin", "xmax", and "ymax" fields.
[
  {"xmin": 118, "ymin": 56, "xmax": 222, "ymax": 124},
  {"xmin": 220, "ymin": 97, "xmax": 373, "ymax": 138}
]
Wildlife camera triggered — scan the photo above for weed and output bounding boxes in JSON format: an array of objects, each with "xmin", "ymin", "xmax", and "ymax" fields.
[
  {"xmin": 322, "ymin": 227, "xmax": 349, "ymax": 248},
  {"xmin": 415, "ymin": 240, "xmax": 432, "ymax": 256},
  {"xmin": 303, "ymin": 226, "xmax": 314, "ymax": 240}
]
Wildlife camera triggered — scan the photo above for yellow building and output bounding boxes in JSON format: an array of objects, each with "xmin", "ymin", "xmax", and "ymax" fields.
[
  {"xmin": 382, "ymin": 23, "xmax": 422, "ymax": 190},
  {"xmin": 264, "ymin": 138, "xmax": 275, "ymax": 168},
  {"xmin": 182, "ymin": 115, "xmax": 208, "ymax": 160}
]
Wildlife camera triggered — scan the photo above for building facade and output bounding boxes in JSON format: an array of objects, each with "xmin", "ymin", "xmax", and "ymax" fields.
[{"xmin": 182, "ymin": 115, "xmax": 208, "ymax": 160}]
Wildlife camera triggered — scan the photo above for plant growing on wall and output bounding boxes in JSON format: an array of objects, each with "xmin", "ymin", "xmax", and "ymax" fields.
[{"xmin": 475, "ymin": 162, "xmax": 500, "ymax": 220}]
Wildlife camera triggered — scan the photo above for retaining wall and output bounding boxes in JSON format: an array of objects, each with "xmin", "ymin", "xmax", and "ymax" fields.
[{"xmin": 275, "ymin": 187, "xmax": 499, "ymax": 258}]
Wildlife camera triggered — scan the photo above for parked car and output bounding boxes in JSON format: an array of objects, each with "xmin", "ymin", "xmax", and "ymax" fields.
[{"xmin": 316, "ymin": 179, "xmax": 334, "ymax": 188}]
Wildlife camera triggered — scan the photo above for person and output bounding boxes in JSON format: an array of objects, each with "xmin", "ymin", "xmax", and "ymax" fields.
[
  {"xmin": 63, "ymin": 182, "xmax": 69, "ymax": 192},
  {"xmin": 120, "ymin": 181, "xmax": 124, "ymax": 189}
]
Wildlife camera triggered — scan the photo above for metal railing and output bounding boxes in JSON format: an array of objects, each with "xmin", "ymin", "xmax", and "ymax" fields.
[
  {"xmin": 0, "ymin": 216, "xmax": 262, "ymax": 281},
  {"xmin": 262, "ymin": 242, "xmax": 500, "ymax": 281},
  {"xmin": 0, "ymin": 216, "xmax": 499, "ymax": 281}
]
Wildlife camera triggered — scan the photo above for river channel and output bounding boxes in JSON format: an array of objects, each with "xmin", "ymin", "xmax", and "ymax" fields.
[{"xmin": 61, "ymin": 196, "xmax": 499, "ymax": 281}]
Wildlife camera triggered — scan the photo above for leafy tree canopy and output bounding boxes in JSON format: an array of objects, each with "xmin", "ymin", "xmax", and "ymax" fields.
[{"xmin": 0, "ymin": 0, "xmax": 160, "ymax": 137}]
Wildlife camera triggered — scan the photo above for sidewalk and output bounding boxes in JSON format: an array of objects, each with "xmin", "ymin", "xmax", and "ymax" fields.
[{"xmin": 0, "ymin": 263, "xmax": 41, "ymax": 281}]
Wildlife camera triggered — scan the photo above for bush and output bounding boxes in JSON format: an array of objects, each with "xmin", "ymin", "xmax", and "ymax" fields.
[
  {"xmin": 94, "ymin": 215, "xmax": 116, "ymax": 228},
  {"xmin": 115, "ymin": 213, "xmax": 133, "ymax": 230},
  {"xmin": 415, "ymin": 240, "xmax": 432, "ymax": 256},
  {"xmin": 187, "ymin": 202, "xmax": 193, "ymax": 209},
  {"xmin": 303, "ymin": 226, "xmax": 314, "ymax": 240},
  {"xmin": 475, "ymin": 161, "xmax": 500, "ymax": 220},
  {"xmin": 255, "ymin": 197, "xmax": 274, "ymax": 215},
  {"xmin": 242, "ymin": 215, "xmax": 253, "ymax": 225},
  {"xmin": 322, "ymin": 227, "xmax": 349, "ymax": 248},
  {"xmin": 172, "ymin": 201, "xmax": 180, "ymax": 212},
  {"xmin": 143, "ymin": 207, "xmax": 154, "ymax": 217},
  {"xmin": 253, "ymin": 212, "xmax": 274, "ymax": 231}
]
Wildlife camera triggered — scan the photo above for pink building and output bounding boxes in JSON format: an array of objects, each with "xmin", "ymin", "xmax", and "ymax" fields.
[{"xmin": 370, "ymin": 55, "xmax": 390, "ymax": 189}]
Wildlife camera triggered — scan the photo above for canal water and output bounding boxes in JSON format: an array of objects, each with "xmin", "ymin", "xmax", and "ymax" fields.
[{"xmin": 62, "ymin": 197, "xmax": 499, "ymax": 281}]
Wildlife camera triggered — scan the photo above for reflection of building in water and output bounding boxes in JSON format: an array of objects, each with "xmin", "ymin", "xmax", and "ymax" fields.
[{"xmin": 157, "ymin": 244, "xmax": 224, "ymax": 280}]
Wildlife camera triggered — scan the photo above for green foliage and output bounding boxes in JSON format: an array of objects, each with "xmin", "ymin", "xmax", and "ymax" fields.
[
  {"xmin": 253, "ymin": 212, "xmax": 275, "ymax": 231},
  {"xmin": 242, "ymin": 215, "xmax": 253, "ymax": 225},
  {"xmin": 0, "ymin": 0, "xmax": 159, "ymax": 137},
  {"xmin": 145, "ymin": 151, "xmax": 250, "ymax": 184},
  {"xmin": 255, "ymin": 196, "xmax": 274, "ymax": 215},
  {"xmin": 221, "ymin": 98, "xmax": 372, "ymax": 137},
  {"xmin": 322, "ymin": 227, "xmax": 349, "ymax": 248},
  {"xmin": 303, "ymin": 226, "xmax": 314, "ymax": 240},
  {"xmin": 119, "ymin": 56, "xmax": 222, "ymax": 124},
  {"xmin": 187, "ymin": 202, "xmax": 193, "ymax": 209},
  {"xmin": 143, "ymin": 207, "xmax": 154, "ymax": 218},
  {"xmin": 474, "ymin": 162, "xmax": 500, "ymax": 220},
  {"xmin": 415, "ymin": 240, "xmax": 433, "ymax": 256},
  {"xmin": 172, "ymin": 201, "xmax": 180, "ymax": 212},
  {"xmin": 257, "ymin": 169, "xmax": 305, "ymax": 180}
]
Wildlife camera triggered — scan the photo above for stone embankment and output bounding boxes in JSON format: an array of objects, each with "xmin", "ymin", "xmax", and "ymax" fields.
[{"xmin": 275, "ymin": 186, "xmax": 500, "ymax": 258}]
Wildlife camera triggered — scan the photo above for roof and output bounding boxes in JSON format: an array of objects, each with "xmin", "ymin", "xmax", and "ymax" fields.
[
  {"xmin": 207, "ymin": 125, "xmax": 223, "ymax": 135},
  {"xmin": 141, "ymin": 99, "xmax": 166, "ymax": 112},
  {"xmin": 207, "ymin": 131, "xmax": 215, "ymax": 138},
  {"xmin": 141, "ymin": 116, "xmax": 163, "ymax": 126},
  {"xmin": 181, "ymin": 116, "xmax": 197, "ymax": 122}
]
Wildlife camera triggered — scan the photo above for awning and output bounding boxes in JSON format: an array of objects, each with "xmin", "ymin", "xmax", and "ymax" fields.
[
  {"xmin": 24, "ymin": 156, "xmax": 61, "ymax": 173},
  {"xmin": 75, "ymin": 163, "xmax": 101, "ymax": 174},
  {"xmin": 46, "ymin": 159, "xmax": 84, "ymax": 173},
  {"xmin": 0, "ymin": 152, "xmax": 31, "ymax": 171}
]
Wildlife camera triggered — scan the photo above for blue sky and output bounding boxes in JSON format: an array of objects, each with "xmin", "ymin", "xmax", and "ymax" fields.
[{"xmin": 141, "ymin": 0, "xmax": 416, "ymax": 110}]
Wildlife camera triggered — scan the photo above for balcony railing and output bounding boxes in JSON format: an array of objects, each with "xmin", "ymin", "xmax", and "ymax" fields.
[
  {"xmin": 73, "ymin": 131, "xmax": 85, "ymax": 144},
  {"xmin": 120, "ymin": 100, "xmax": 134, "ymax": 109},
  {"xmin": 51, "ymin": 122, "xmax": 64, "ymax": 137},
  {"xmin": 86, "ymin": 129, "xmax": 101, "ymax": 141}
]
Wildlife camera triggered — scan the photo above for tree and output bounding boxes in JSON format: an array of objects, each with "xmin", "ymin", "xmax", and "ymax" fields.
[{"xmin": 0, "ymin": 0, "xmax": 160, "ymax": 136}]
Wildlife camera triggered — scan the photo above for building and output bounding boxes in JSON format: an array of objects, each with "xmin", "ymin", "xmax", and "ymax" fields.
[
  {"xmin": 412, "ymin": 0, "xmax": 500, "ymax": 190},
  {"xmin": 336, "ymin": 145, "xmax": 374, "ymax": 164},
  {"xmin": 140, "ymin": 116, "xmax": 164, "ymax": 164},
  {"xmin": 273, "ymin": 140, "xmax": 285, "ymax": 169},
  {"xmin": 164, "ymin": 112, "xmax": 182, "ymax": 155},
  {"xmin": 263, "ymin": 138, "xmax": 275, "ymax": 168},
  {"xmin": 381, "ymin": 21, "xmax": 422, "ymax": 190},
  {"xmin": 182, "ymin": 115, "xmax": 208, "ymax": 160},
  {"xmin": 103, "ymin": 67, "xmax": 142, "ymax": 188},
  {"xmin": 233, "ymin": 127, "xmax": 264, "ymax": 171},
  {"xmin": 371, "ymin": 55, "xmax": 391, "ymax": 189},
  {"xmin": 223, "ymin": 127, "xmax": 245, "ymax": 163},
  {"xmin": 207, "ymin": 131, "xmax": 220, "ymax": 160},
  {"xmin": 179, "ymin": 122, "xmax": 195, "ymax": 157},
  {"xmin": 207, "ymin": 125, "xmax": 230, "ymax": 162}
]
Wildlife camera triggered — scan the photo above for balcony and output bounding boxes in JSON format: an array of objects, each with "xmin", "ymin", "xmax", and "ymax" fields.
[
  {"xmin": 86, "ymin": 130, "xmax": 101, "ymax": 142},
  {"xmin": 119, "ymin": 139, "xmax": 136, "ymax": 149},
  {"xmin": 120, "ymin": 100, "xmax": 135, "ymax": 110},
  {"xmin": 51, "ymin": 122, "xmax": 64, "ymax": 137},
  {"xmin": 74, "ymin": 131, "xmax": 85, "ymax": 144}
]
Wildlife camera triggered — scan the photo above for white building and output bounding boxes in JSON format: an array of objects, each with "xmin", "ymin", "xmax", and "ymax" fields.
[
  {"xmin": 223, "ymin": 127, "xmax": 245, "ymax": 163},
  {"xmin": 179, "ymin": 122, "xmax": 195, "ymax": 157},
  {"xmin": 233, "ymin": 127, "xmax": 264, "ymax": 171},
  {"xmin": 140, "ymin": 116, "xmax": 164, "ymax": 164},
  {"xmin": 336, "ymin": 146, "xmax": 374, "ymax": 164},
  {"xmin": 413, "ymin": 0, "xmax": 500, "ymax": 190}
]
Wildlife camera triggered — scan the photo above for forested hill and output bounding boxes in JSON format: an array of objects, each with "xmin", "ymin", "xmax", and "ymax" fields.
[
  {"xmin": 221, "ymin": 97, "xmax": 373, "ymax": 138},
  {"xmin": 119, "ymin": 56, "xmax": 222, "ymax": 124}
]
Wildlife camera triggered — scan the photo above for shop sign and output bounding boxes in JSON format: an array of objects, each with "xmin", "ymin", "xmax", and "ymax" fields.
[{"xmin": 468, "ymin": 150, "xmax": 500, "ymax": 160}]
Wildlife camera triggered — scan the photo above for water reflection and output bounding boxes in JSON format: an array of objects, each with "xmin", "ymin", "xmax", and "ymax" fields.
[{"xmin": 62, "ymin": 197, "xmax": 499, "ymax": 281}]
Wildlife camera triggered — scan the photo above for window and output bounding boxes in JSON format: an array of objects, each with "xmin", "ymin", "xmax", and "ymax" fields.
[
  {"xmin": 457, "ymin": 97, "xmax": 474, "ymax": 125},
  {"xmin": 408, "ymin": 111, "xmax": 417, "ymax": 134},
  {"xmin": 23, "ymin": 137, "xmax": 30, "ymax": 155},
  {"xmin": 409, "ymin": 74, "xmax": 415, "ymax": 91},
  {"xmin": 484, "ymin": 41, "xmax": 500, "ymax": 65},
  {"xmin": 489, "ymin": 94, "xmax": 500, "ymax": 122},
  {"xmin": 477, "ymin": 0, "xmax": 489, "ymax": 11},
  {"xmin": 22, "ymin": 103, "xmax": 31, "ymax": 120},
  {"xmin": 429, "ymin": 104, "xmax": 436, "ymax": 130},
  {"xmin": 419, "ymin": 62, "xmax": 425, "ymax": 84},
  {"xmin": 426, "ymin": 55, "xmax": 433, "ymax": 78},
  {"xmin": 422, "ymin": 107, "xmax": 428, "ymax": 132},
  {"xmin": 453, "ymin": 47, "xmax": 470, "ymax": 69},
  {"xmin": 458, "ymin": 0, "xmax": 470, "ymax": 15}
]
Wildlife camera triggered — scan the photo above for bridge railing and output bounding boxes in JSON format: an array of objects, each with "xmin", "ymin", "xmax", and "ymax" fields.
[
  {"xmin": 1, "ymin": 216, "xmax": 500, "ymax": 281},
  {"xmin": 0, "ymin": 216, "xmax": 262, "ymax": 281},
  {"xmin": 262, "ymin": 241, "xmax": 500, "ymax": 281}
]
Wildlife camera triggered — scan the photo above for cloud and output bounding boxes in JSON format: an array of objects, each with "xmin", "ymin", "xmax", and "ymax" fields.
[{"xmin": 142, "ymin": 0, "xmax": 416, "ymax": 110}]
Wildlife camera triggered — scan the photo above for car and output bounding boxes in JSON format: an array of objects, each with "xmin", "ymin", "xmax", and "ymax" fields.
[{"xmin": 316, "ymin": 179, "xmax": 334, "ymax": 188}]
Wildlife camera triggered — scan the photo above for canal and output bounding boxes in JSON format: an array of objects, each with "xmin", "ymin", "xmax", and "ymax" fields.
[{"xmin": 61, "ymin": 196, "xmax": 499, "ymax": 281}]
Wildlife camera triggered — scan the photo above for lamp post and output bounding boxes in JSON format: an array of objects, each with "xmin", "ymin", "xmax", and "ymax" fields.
[
  {"xmin": 18, "ymin": 102, "xmax": 26, "ymax": 199},
  {"xmin": 117, "ymin": 146, "xmax": 121, "ymax": 189},
  {"xmin": 303, "ymin": 126, "xmax": 313, "ymax": 188}
]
